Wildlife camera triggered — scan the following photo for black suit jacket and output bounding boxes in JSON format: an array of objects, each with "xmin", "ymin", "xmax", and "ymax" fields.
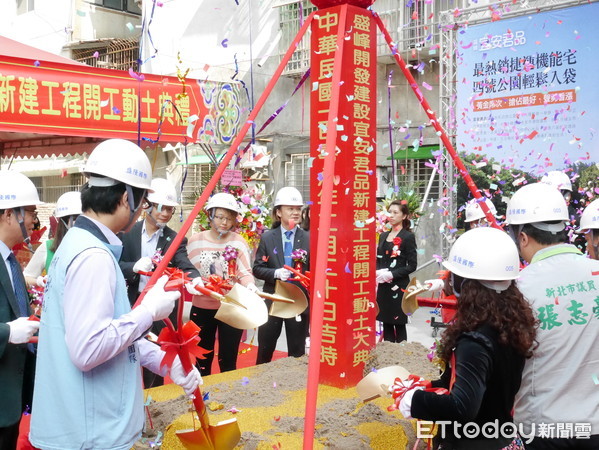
[
  {"xmin": 119, "ymin": 221, "xmax": 199, "ymax": 305},
  {"xmin": 0, "ymin": 253, "xmax": 35, "ymax": 427},
  {"xmin": 253, "ymin": 226, "xmax": 310, "ymax": 294}
]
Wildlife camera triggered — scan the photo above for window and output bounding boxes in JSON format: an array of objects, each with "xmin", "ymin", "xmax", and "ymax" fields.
[
  {"xmin": 72, "ymin": 39, "xmax": 139, "ymax": 71},
  {"xmin": 16, "ymin": 0, "xmax": 34, "ymax": 14},
  {"xmin": 278, "ymin": 1, "xmax": 316, "ymax": 76},
  {"xmin": 284, "ymin": 153, "xmax": 310, "ymax": 202},
  {"xmin": 89, "ymin": 0, "xmax": 141, "ymax": 15}
]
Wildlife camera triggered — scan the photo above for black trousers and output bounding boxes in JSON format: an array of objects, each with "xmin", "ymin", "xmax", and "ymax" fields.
[
  {"xmin": 256, "ymin": 308, "xmax": 309, "ymax": 364},
  {"xmin": 382, "ymin": 323, "xmax": 407, "ymax": 343},
  {"xmin": 190, "ymin": 306, "xmax": 243, "ymax": 376},
  {"xmin": 0, "ymin": 421, "xmax": 20, "ymax": 450}
]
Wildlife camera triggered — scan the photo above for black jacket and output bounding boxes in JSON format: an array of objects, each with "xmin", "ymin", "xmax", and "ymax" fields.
[
  {"xmin": 119, "ymin": 221, "xmax": 199, "ymax": 305},
  {"xmin": 375, "ymin": 228, "xmax": 417, "ymax": 323},
  {"xmin": 0, "ymin": 253, "xmax": 35, "ymax": 427},
  {"xmin": 253, "ymin": 226, "xmax": 310, "ymax": 294},
  {"xmin": 411, "ymin": 325, "xmax": 525, "ymax": 449}
]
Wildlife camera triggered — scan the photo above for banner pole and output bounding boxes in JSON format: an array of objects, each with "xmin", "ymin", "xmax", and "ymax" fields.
[{"xmin": 374, "ymin": 13, "xmax": 499, "ymax": 228}]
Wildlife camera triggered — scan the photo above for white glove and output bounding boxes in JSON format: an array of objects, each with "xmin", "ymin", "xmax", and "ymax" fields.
[
  {"xmin": 375, "ymin": 269, "xmax": 388, "ymax": 284},
  {"xmin": 36, "ymin": 275, "xmax": 47, "ymax": 288},
  {"xmin": 133, "ymin": 256, "xmax": 153, "ymax": 274},
  {"xmin": 8, "ymin": 317, "xmax": 40, "ymax": 344},
  {"xmin": 246, "ymin": 283, "xmax": 259, "ymax": 293},
  {"xmin": 185, "ymin": 277, "xmax": 205, "ymax": 296},
  {"xmin": 377, "ymin": 269, "xmax": 393, "ymax": 284},
  {"xmin": 424, "ymin": 279, "xmax": 445, "ymax": 293},
  {"xmin": 398, "ymin": 386, "xmax": 423, "ymax": 419},
  {"xmin": 140, "ymin": 275, "xmax": 181, "ymax": 321},
  {"xmin": 274, "ymin": 268, "xmax": 292, "ymax": 281},
  {"xmin": 169, "ymin": 356, "xmax": 203, "ymax": 396}
]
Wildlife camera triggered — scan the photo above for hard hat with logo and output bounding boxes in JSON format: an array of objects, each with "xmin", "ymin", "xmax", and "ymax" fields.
[
  {"xmin": 505, "ymin": 183, "xmax": 569, "ymax": 226},
  {"xmin": 442, "ymin": 227, "xmax": 519, "ymax": 281},
  {"xmin": 55, "ymin": 191, "xmax": 82, "ymax": 218},
  {"xmin": 540, "ymin": 170, "xmax": 572, "ymax": 192},
  {"xmin": 146, "ymin": 178, "xmax": 178, "ymax": 207},
  {"xmin": 205, "ymin": 192, "xmax": 241, "ymax": 214},
  {"xmin": 83, "ymin": 139, "xmax": 152, "ymax": 191},
  {"xmin": 0, "ymin": 171, "xmax": 43, "ymax": 209},
  {"xmin": 274, "ymin": 186, "xmax": 303, "ymax": 207},
  {"xmin": 464, "ymin": 198, "xmax": 497, "ymax": 223},
  {"xmin": 579, "ymin": 199, "xmax": 599, "ymax": 231}
]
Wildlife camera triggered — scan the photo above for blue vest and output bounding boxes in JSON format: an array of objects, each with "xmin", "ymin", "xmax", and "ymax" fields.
[{"xmin": 30, "ymin": 223, "xmax": 144, "ymax": 450}]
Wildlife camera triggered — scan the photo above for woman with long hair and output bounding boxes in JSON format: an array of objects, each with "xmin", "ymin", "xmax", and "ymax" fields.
[
  {"xmin": 187, "ymin": 192, "xmax": 258, "ymax": 375},
  {"xmin": 375, "ymin": 200, "xmax": 417, "ymax": 342},
  {"xmin": 393, "ymin": 227, "xmax": 537, "ymax": 450}
]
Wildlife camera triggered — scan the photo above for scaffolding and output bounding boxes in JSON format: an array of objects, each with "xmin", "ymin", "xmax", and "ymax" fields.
[{"xmin": 437, "ymin": 0, "xmax": 596, "ymax": 257}]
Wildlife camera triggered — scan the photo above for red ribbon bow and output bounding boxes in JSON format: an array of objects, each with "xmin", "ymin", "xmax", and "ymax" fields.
[
  {"xmin": 204, "ymin": 274, "xmax": 233, "ymax": 294},
  {"xmin": 157, "ymin": 320, "xmax": 210, "ymax": 370},
  {"xmin": 388, "ymin": 374, "xmax": 448, "ymax": 411}
]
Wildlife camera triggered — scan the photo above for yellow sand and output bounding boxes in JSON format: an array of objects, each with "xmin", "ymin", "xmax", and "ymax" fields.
[{"xmin": 147, "ymin": 364, "xmax": 410, "ymax": 449}]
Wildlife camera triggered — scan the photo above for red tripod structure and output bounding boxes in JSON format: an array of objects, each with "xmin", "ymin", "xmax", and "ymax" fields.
[{"xmin": 134, "ymin": 2, "xmax": 494, "ymax": 448}]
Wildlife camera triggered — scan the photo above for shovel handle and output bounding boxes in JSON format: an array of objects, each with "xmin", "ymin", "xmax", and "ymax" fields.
[
  {"xmin": 194, "ymin": 285, "xmax": 226, "ymax": 302},
  {"xmin": 257, "ymin": 291, "xmax": 295, "ymax": 304}
]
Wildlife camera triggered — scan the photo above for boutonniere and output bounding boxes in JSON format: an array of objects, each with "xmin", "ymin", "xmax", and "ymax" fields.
[
  {"xmin": 223, "ymin": 245, "xmax": 239, "ymax": 279},
  {"xmin": 391, "ymin": 236, "xmax": 402, "ymax": 258},
  {"xmin": 291, "ymin": 248, "xmax": 308, "ymax": 271}
]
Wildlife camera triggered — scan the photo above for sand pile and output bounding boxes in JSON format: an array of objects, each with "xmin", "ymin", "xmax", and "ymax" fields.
[{"xmin": 136, "ymin": 341, "xmax": 439, "ymax": 449}]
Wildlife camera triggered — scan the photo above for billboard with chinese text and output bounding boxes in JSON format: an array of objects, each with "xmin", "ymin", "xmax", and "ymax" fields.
[{"xmin": 456, "ymin": 3, "xmax": 598, "ymax": 176}]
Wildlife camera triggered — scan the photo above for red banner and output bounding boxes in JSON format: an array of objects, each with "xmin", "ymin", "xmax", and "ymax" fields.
[
  {"xmin": 310, "ymin": 5, "xmax": 377, "ymax": 387},
  {"xmin": 0, "ymin": 55, "xmax": 241, "ymax": 143}
]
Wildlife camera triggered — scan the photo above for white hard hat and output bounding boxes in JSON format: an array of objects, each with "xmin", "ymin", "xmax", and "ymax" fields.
[
  {"xmin": 443, "ymin": 227, "xmax": 519, "ymax": 281},
  {"xmin": 84, "ymin": 139, "xmax": 152, "ymax": 190},
  {"xmin": 0, "ymin": 171, "xmax": 43, "ymax": 208},
  {"xmin": 579, "ymin": 199, "xmax": 599, "ymax": 231},
  {"xmin": 505, "ymin": 183, "xmax": 569, "ymax": 225},
  {"xmin": 146, "ymin": 178, "xmax": 178, "ymax": 207},
  {"xmin": 274, "ymin": 186, "xmax": 303, "ymax": 207},
  {"xmin": 205, "ymin": 192, "xmax": 240, "ymax": 214},
  {"xmin": 55, "ymin": 191, "xmax": 82, "ymax": 218},
  {"xmin": 464, "ymin": 198, "xmax": 497, "ymax": 223},
  {"xmin": 541, "ymin": 171, "xmax": 572, "ymax": 192}
]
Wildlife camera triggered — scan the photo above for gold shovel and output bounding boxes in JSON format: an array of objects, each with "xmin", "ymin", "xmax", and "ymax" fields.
[
  {"xmin": 195, "ymin": 283, "xmax": 268, "ymax": 330},
  {"xmin": 266, "ymin": 280, "xmax": 309, "ymax": 319},
  {"xmin": 356, "ymin": 365, "xmax": 410, "ymax": 402}
]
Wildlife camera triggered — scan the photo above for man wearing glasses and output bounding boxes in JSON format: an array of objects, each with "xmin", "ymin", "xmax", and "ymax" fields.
[
  {"xmin": 120, "ymin": 177, "xmax": 202, "ymax": 387},
  {"xmin": 0, "ymin": 171, "xmax": 41, "ymax": 448}
]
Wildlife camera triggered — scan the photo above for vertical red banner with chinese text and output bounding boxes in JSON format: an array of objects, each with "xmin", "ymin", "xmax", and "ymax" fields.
[{"xmin": 310, "ymin": 5, "xmax": 377, "ymax": 387}]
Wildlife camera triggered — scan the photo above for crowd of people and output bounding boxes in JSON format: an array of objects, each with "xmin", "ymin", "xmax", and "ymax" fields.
[{"xmin": 0, "ymin": 138, "xmax": 598, "ymax": 449}]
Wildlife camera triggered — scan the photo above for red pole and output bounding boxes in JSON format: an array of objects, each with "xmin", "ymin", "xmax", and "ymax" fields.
[
  {"xmin": 133, "ymin": 12, "xmax": 317, "ymax": 309},
  {"xmin": 302, "ymin": 5, "xmax": 349, "ymax": 449},
  {"xmin": 374, "ymin": 13, "xmax": 499, "ymax": 229}
]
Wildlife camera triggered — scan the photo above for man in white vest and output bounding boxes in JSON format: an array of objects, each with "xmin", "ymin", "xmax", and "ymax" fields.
[
  {"xmin": 507, "ymin": 182, "xmax": 599, "ymax": 449},
  {"xmin": 30, "ymin": 139, "xmax": 202, "ymax": 450}
]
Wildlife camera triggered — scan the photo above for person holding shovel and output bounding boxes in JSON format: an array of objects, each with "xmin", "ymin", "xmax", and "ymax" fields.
[
  {"xmin": 120, "ymin": 177, "xmax": 202, "ymax": 387},
  {"xmin": 29, "ymin": 139, "xmax": 202, "ymax": 450},
  {"xmin": 187, "ymin": 192, "xmax": 258, "ymax": 375},
  {"xmin": 253, "ymin": 186, "xmax": 310, "ymax": 364}
]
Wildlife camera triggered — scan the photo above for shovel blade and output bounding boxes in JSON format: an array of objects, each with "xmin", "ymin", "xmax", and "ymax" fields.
[
  {"xmin": 268, "ymin": 281, "xmax": 308, "ymax": 319},
  {"xmin": 176, "ymin": 418, "xmax": 241, "ymax": 450},
  {"xmin": 215, "ymin": 284, "xmax": 268, "ymax": 329},
  {"xmin": 401, "ymin": 278, "xmax": 427, "ymax": 316},
  {"xmin": 356, "ymin": 365, "xmax": 410, "ymax": 402}
]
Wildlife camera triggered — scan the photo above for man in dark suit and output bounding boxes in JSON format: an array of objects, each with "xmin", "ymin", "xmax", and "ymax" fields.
[
  {"xmin": 253, "ymin": 186, "xmax": 310, "ymax": 364},
  {"xmin": 0, "ymin": 171, "xmax": 41, "ymax": 448},
  {"xmin": 119, "ymin": 178, "xmax": 201, "ymax": 387}
]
